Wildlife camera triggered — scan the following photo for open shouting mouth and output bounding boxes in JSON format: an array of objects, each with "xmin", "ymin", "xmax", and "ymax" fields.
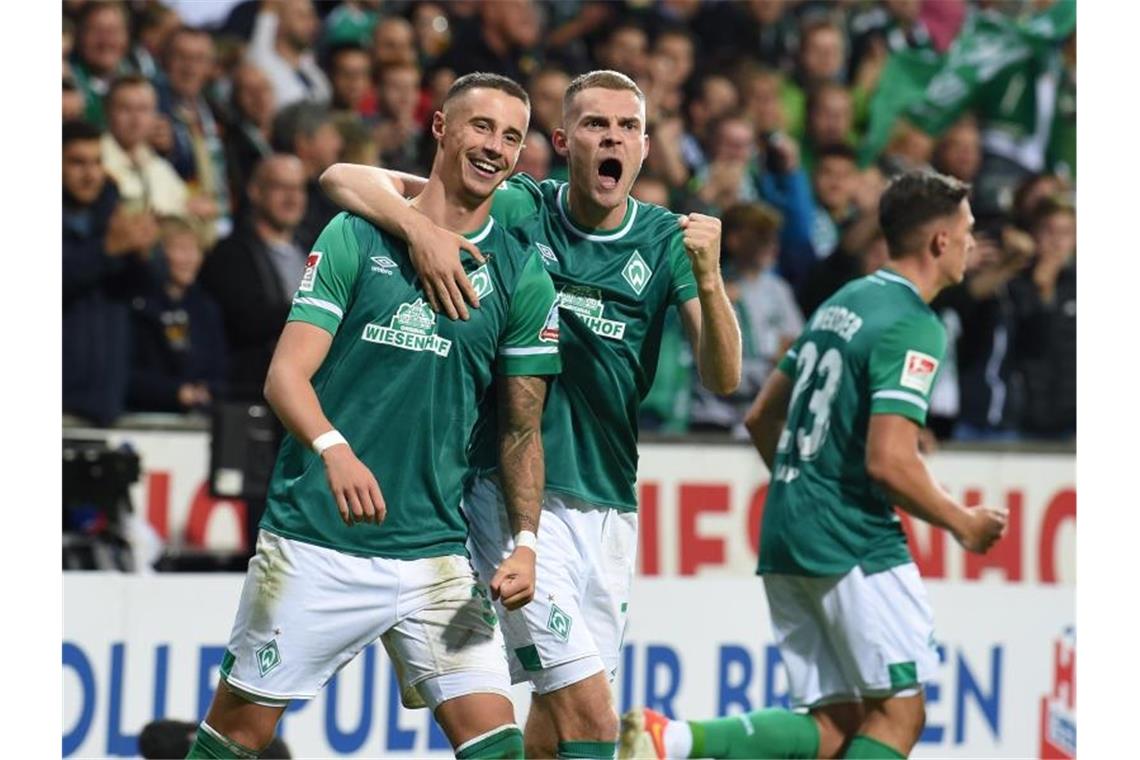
[{"xmin": 598, "ymin": 158, "xmax": 623, "ymax": 190}]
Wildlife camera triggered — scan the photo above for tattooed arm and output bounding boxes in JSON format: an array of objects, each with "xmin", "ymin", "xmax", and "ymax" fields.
[{"xmin": 489, "ymin": 375, "xmax": 550, "ymax": 610}]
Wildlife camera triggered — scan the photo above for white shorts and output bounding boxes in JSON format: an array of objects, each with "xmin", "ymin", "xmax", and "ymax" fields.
[
  {"xmin": 220, "ymin": 530, "xmax": 510, "ymax": 711},
  {"xmin": 463, "ymin": 476, "xmax": 637, "ymax": 695},
  {"xmin": 762, "ymin": 563, "xmax": 939, "ymax": 709}
]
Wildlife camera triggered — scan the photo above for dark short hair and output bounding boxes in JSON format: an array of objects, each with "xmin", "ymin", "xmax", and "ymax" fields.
[
  {"xmin": 723, "ymin": 202, "xmax": 783, "ymax": 247},
  {"xmin": 1028, "ymin": 195, "xmax": 1076, "ymax": 232},
  {"xmin": 815, "ymin": 143, "xmax": 858, "ymax": 165},
  {"xmin": 878, "ymin": 170, "xmax": 971, "ymax": 258},
  {"xmin": 272, "ymin": 102, "xmax": 334, "ymax": 152},
  {"xmin": 63, "ymin": 120, "xmax": 102, "ymax": 147},
  {"xmin": 106, "ymin": 73, "xmax": 155, "ymax": 106},
  {"xmin": 444, "ymin": 72, "xmax": 529, "ymax": 110},
  {"xmin": 328, "ymin": 42, "xmax": 371, "ymax": 69}
]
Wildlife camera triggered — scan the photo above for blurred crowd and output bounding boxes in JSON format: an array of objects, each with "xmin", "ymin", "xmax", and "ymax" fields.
[{"xmin": 62, "ymin": 0, "xmax": 1076, "ymax": 442}]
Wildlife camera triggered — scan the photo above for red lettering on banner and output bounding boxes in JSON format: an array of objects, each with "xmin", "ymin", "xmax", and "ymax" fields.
[
  {"xmin": 1053, "ymin": 637, "xmax": 1076, "ymax": 709},
  {"xmin": 1039, "ymin": 489, "xmax": 1076, "ymax": 583},
  {"xmin": 679, "ymin": 484, "xmax": 729, "ymax": 575},
  {"xmin": 964, "ymin": 489, "xmax": 1023, "ymax": 581},
  {"xmin": 185, "ymin": 482, "xmax": 248, "ymax": 549},
  {"xmin": 747, "ymin": 484, "xmax": 768, "ymax": 556},
  {"xmin": 639, "ymin": 482, "xmax": 660, "ymax": 576},
  {"xmin": 897, "ymin": 511, "xmax": 947, "ymax": 578},
  {"xmin": 146, "ymin": 471, "xmax": 170, "ymax": 540}
]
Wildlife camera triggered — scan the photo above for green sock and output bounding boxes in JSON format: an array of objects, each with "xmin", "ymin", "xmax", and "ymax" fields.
[
  {"xmin": 688, "ymin": 709, "xmax": 819, "ymax": 759},
  {"xmin": 456, "ymin": 725, "xmax": 525, "ymax": 759},
  {"xmin": 842, "ymin": 734, "xmax": 906, "ymax": 759},
  {"xmin": 185, "ymin": 723, "xmax": 259, "ymax": 759},
  {"xmin": 557, "ymin": 739, "xmax": 617, "ymax": 759}
]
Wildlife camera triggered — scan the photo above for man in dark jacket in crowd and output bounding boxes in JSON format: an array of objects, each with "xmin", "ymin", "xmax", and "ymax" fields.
[
  {"xmin": 63, "ymin": 120, "xmax": 158, "ymax": 425},
  {"xmin": 1009, "ymin": 196, "xmax": 1076, "ymax": 439},
  {"xmin": 199, "ymin": 154, "xmax": 308, "ymax": 400},
  {"xmin": 128, "ymin": 217, "xmax": 227, "ymax": 413}
]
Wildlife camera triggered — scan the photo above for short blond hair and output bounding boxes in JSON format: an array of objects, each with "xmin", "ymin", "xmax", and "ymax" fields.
[{"xmin": 563, "ymin": 70, "xmax": 645, "ymax": 117}]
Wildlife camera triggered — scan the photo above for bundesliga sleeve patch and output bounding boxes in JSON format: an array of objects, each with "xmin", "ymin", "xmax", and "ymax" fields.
[
  {"xmin": 899, "ymin": 350, "xmax": 939, "ymax": 394},
  {"xmin": 539, "ymin": 301, "xmax": 560, "ymax": 343},
  {"xmin": 298, "ymin": 251, "xmax": 322, "ymax": 292}
]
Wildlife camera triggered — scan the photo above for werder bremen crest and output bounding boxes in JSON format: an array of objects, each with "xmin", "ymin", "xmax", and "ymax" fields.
[
  {"xmin": 622, "ymin": 250, "xmax": 651, "ymax": 295},
  {"xmin": 361, "ymin": 298, "xmax": 452, "ymax": 357},
  {"xmin": 557, "ymin": 286, "xmax": 626, "ymax": 340},
  {"xmin": 468, "ymin": 264, "xmax": 494, "ymax": 300}
]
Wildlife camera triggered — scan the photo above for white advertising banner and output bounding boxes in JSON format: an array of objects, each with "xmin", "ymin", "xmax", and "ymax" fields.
[
  {"xmin": 64, "ymin": 429, "xmax": 1075, "ymax": 585},
  {"xmin": 63, "ymin": 574, "xmax": 1074, "ymax": 759}
]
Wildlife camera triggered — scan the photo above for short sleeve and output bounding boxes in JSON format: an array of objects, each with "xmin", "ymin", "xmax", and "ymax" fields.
[
  {"xmin": 667, "ymin": 230, "xmax": 698, "ymax": 306},
  {"xmin": 491, "ymin": 174, "xmax": 543, "ymax": 227},
  {"xmin": 868, "ymin": 314, "xmax": 947, "ymax": 425},
  {"xmin": 288, "ymin": 213, "xmax": 363, "ymax": 335},
  {"xmin": 497, "ymin": 250, "xmax": 561, "ymax": 377},
  {"xmin": 776, "ymin": 331, "xmax": 806, "ymax": 377}
]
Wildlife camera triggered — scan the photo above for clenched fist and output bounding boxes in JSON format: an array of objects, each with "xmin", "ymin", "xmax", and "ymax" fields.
[
  {"xmin": 953, "ymin": 504, "xmax": 1009, "ymax": 554},
  {"xmin": 678, "ymin": 212, "xmax": 723, "ymax": 284}
]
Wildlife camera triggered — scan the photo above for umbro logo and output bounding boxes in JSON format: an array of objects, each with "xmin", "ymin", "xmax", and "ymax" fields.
[
  {"xmin": 535, "ymin": 242, "xmax": 558, "ymax": 266},
  {"xmin": 371, "ymin": 256, "xmax": 398, "ymax": 275}
]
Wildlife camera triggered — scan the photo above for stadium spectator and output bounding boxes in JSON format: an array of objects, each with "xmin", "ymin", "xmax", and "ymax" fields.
[
  {"xmin": 514, "ymin": 129, "xmax": 552, "ymax": 181},
  {"xmin": 272, "ymin": 103, "xmax": 344, "ymax": 250},
  {"xmin": 437, "ymin": 0, "xmax": 544, "ymax": 84},
  {"xmin": 373, "ymin": 62, "xmax": 425, "ymax": 174},
  {"xmin": 333, "ymin": 112, "xmax": 380, "ymax": 167},
  {"xmin": 526, "ymin": 66, "xmax": 571, "ymax": 178},
  {"xmin": 370, "ymin": 16, "xmax": 417, "ymax": 69},
  {"xmin": 932, "ymin": 225, "xmax": 1035, "ymax": 441},
  {"xmin": 200, "ymin": 155, "xmax": 308, "ymax": 401},
  {"xmin": 677, "ymin": 74, "xmax": 740, "ymax": 179},
  {"xmin": 808, "ymin": 143, "xmax": 860, "ymax": 259},
  {"xmin": 70, "ymin": 1, "xmax": 132, "ymax": 128},
  {"xmin": 410, "ymin": 1, "xmax": 452, "ymax": 69},
  {"xmin": 247, "ymin": 0, "xmax": 331, "ymax": 108},
  {"xmin": 1009, "ymin": 197, "xmax": 1076, "ymax": 439},
  {"xmin": 644, "ymin": 26, "xmax": 695, "ymax": 117},
  {"xmin": 689, "ymin": 113, "xmax": 816, "ymax": 290},
  {"xmin": 783, "ymin": 17, "xmax": 851, "ymax": 139},
  {"xmin": 64, "ymin": 120, "xmax": 158, "ymax": 425},
  {"xmin": 327, "ymin": 43, "xmax": 374, "ymax": 120},
  {"xmin": 802, "ymin": 82, "xmax": 855, "ymax": 175},
  {"xmin": 158, "ymin": 26, "xmax": 230, "ymax": 244},
  {"xmin": 740, "ymin": 66, "xmax": 788, "ymax": 137},
  {"xmin": 690, "ymin": 203, "xmax": 802, "ymax": 437},
  {"xmin": 933, "ymin": 116, "xmax": 982, "ymax": 184},
  {"xmin": 101, "ymin": 75, "xmax": 190, "ymax": 221},
  {"xmin": 223, "ymin": 63, "xmax": 275, "ymax": 205},
  {"xmin": 127, "ymin": 217, "xmax": 227, "ymax": 414},
  {"xmin": 130, "ymin": 3, "xmax": 180, "ymax": 82},
  {"xmin": 593, "ymin": 21, "xmax": 650, "ymax": 83},
  {"xmin": 691, "ymin": 0, "xmax": 799, "ymax": 75}
]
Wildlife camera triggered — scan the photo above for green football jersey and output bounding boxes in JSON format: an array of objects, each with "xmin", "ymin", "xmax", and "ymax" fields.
[
  {"xmin": 262, "ymin": 212, "xmax": 561, "ymax": 559},
  {"xmin": 758, "ymin": 268, "xmax": 947, "ymax": 577},
  {"xmin": 472, "ymin": 174, "xmax": 698, "ymax": 511}
]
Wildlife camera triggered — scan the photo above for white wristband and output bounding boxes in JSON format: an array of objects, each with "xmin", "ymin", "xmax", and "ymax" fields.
[
  {"xmin": 312, "ymin": 430, "xmax": 348, "ymax": 455},
  {"xmin": 514, "ymin": 530, "xmax": 538, "ymax": 551}
]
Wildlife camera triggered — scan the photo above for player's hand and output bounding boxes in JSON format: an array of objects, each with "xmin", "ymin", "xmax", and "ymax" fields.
[
  {"xmin": 679, "ymin": 212, "xmax": 723, "ymax": 284},
  {"xmin": 489, "ymin": 546, "xmax": 536, "ymax": 610},
  {"xmin": 321, "ymin": 445, "xmax": 386, "ymax": 527},
  {"xmin": 406, "ymin": 214, "xmax": 487, "ymax": 321},
  {"xmin": 953, "ymin": 504, "xmax": 1008, "ymax": 554}
]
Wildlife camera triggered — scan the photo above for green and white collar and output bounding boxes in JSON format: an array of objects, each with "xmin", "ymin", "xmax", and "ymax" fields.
[{"xmin": 556, "ymin": 183, "xmax": 638, "ymax": 242}]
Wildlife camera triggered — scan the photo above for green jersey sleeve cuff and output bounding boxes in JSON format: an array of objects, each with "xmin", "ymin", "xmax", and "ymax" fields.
[
  {"xmin": 289, "ymin": 297, "xmax": 344, "ymax": 335},
  {"xmin": 497, "ymin": 348, "xmax": 561, "ymax": 377},
  {"xmin": 870, "ymin": 389, "xmax": 928, "ymax": 426}
]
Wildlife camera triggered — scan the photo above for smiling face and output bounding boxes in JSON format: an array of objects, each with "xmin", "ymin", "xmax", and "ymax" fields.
[
  {"xmin": 433, "ymin": 87, "xmax": 530, "ymax": 205},
  {"xmin": 555, "ymin": 87, "xmax": 648, "ymax": 214}
]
